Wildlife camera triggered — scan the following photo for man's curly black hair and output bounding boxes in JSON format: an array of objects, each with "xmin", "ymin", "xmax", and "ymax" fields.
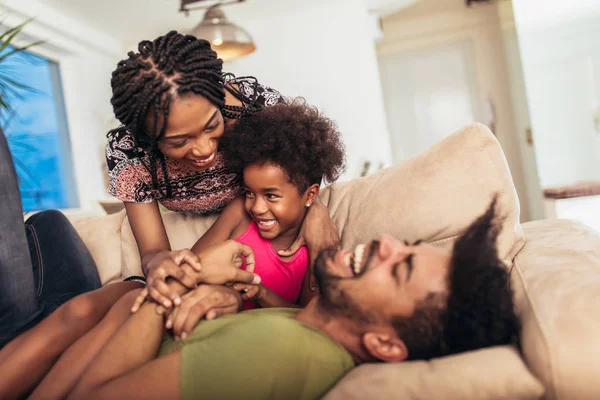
[
  {"xmin": 219, "ymin": 98, "xmax": 346, "ymax": 192},
  {"xmin": 393, "ymin": 196, "xmax": 520, "ymax": 360}
]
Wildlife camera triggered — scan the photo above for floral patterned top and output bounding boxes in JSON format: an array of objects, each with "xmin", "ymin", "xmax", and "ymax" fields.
[{"xmin": 106, "ymin": 76, "xmax": 282, "ymax": 214}]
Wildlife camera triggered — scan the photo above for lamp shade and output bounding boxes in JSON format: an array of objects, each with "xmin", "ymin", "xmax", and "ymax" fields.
[{"xmin": 191, "ymin": 6, "xmax": 256, "ymax": 62}]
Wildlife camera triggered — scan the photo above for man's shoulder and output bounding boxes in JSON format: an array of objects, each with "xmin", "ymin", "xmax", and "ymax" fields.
[{"xmin": 230, "ymin": 309, "xmax": 353, "ymax": 364}]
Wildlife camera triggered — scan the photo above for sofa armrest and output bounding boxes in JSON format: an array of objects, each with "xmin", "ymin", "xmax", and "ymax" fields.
[{"xmin": 512, "ymin": 219, "xmax": 600, "ymax": 400}]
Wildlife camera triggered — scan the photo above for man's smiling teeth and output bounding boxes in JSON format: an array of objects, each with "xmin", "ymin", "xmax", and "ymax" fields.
[
  {"xmin": 258, "ymin": 220, "xmax": 275, "ymax": 227},
  {"xmin": 352, "ymin": 244, "xmax": 366, "ymax": 275}
]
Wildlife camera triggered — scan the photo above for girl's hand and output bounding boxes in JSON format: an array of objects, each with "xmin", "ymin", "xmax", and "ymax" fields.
[
  {"xmin": 195, "ymin": 239, "xmax": 260, "ymax": 284},
  {"xmin": 232, "ymin": 283, "xmax": 266, "ymax": 302},
  {"xmin": 278, "ymin": 199, "xmax": 340, "ymax": 290},
  {"xmin": 165, "ymin": 285, "xmax": 242, "ymax": 340},
  {"xmin": 133, "ymin": 249, "xmax": 202, "ymax": 312}
]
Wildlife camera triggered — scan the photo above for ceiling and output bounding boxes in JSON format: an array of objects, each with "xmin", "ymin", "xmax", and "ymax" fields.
[
  {"xmin": 38, "ymin": 0, "xmax": 213, "ymax": 45},
  {"xmin": 39, "ymin": 0, "xmax": 433, "ymax": 46}
]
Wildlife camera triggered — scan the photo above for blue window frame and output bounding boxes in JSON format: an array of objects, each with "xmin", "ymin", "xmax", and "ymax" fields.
[{"xmin": 1, "ymin": 47, "xmax": 78, "ymax": 211}]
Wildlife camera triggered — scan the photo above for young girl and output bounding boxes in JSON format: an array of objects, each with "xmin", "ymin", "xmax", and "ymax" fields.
[{"xmin": 160, "ymin": 99, "xmax": 346, "ymax": 337}]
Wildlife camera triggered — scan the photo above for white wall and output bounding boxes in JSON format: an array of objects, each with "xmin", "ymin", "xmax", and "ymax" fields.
[
  {"xmin": 497, "ymin": 1, "xmax": 545, "ymax": 221},
  {"xmin": 511, "ymin": 0, "xmax": 600, "ymax": 188},
  {"xmin": 1, "ymin": 0, "xmax": 123, "ymax": 211},
  {"xmin": 223, "ymin": 0, "xmax": 393, "ymax": 179},
  {"xmin": 377, "ymin": 0, "xmax": 541, "ymax": 221}
]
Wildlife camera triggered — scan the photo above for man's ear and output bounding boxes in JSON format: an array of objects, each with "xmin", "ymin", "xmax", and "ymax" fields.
[
  {"xmin": 362, "ymin": 332, "xmax": 408, "ymax": 362},
  {"xmin": 303, "ymin": 183, "xmax": 320, "ymax": 207}
]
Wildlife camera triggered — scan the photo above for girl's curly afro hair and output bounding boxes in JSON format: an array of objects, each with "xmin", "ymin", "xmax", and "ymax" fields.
[{"xmin": 220, "ymin": 98, "xmax": 346, "ymax": 192}]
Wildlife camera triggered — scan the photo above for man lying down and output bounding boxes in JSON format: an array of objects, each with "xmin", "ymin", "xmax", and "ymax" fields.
[{"xmin": 67, "ymin": 198, "xmax": 518, "ymax": 400}]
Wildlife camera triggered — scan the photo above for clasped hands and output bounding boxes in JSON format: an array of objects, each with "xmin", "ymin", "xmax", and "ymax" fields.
[{"xmin": 131, "ymin": 240, "xmax": 261, "ymax": 340}]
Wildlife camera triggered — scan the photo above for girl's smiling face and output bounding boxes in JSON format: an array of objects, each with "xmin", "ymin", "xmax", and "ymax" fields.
[{"xmin": 243, "ymin": 163, "xmax": 319, "ymax": 249}]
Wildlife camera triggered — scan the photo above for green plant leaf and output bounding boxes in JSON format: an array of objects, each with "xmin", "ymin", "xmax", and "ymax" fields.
[
  {"xmin": 0, "ymin": 18, "xmax": 41, "ymax": 117},
  {"xmin": 9, "ymin": 140, "xmax": 37, "ymax": 152},
  {"xmin": 0, "ymin": 41, "xmax": 44, "ymax": 63},
  {"xmin": 0, "ymin": 18, "xmax": 35, "ymax": 53},
  {"xmin": 0, "ymin": 73, "xmax": 35, "ymax": 90},
  {"xmin": 1, "ymin": 107, "xmax": 19, "ymax": 132}
]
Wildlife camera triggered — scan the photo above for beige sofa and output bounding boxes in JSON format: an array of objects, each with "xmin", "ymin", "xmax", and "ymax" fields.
[{"xmin": 72, "ymin": 124, "xmax": 600, "ymax": 400}]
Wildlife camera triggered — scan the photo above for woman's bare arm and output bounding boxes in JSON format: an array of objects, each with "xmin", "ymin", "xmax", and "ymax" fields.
[{"xmin": 124, "ymin": 201, "xmax": 171, "ymax": 276}]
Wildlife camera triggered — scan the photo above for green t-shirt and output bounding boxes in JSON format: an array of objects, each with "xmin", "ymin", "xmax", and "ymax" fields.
[{"xmin": 159, "ymin": 308, "xmax": 354, "ymax": 400}]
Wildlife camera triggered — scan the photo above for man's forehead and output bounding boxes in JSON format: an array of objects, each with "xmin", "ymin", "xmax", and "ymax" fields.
[{"xmin": 402, "ymin": 242, "xmax": 452, "ymax": 285}]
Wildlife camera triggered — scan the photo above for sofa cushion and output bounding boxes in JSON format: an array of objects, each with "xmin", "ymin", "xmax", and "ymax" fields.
[
  {"xmin": 120, "ymin": 212, "xmax": 219, "ymax": 278},
  {"xmin": 71, "ymin": 211, "xmax": 127, "ymax": 284},
  {"xmin": 321, "ymin": 123, "xmax": 524, "ymax": 262},
  {"xmin": 324, "ymin": 346, "xmax": 544, "ymax": 400},
  {"xmin": 512, "ymin": 219, "xmax": 600, "ymax": 400}
]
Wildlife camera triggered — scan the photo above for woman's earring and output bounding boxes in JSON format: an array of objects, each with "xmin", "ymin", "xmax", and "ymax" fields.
[{"xmin": 305, "ymin": 203, "xmax": 311, "ymax": 208}]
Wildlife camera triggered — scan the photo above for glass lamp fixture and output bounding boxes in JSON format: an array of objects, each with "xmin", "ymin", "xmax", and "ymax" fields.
[{"xmin": 181, "ymin": 1, "xmax": 256, "ymax": 62}]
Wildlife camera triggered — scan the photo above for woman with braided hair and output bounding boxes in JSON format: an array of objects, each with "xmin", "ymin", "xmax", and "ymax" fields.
[{"xmin": 106, "ymin": 31, "xmax": 338, "ymax": 308}]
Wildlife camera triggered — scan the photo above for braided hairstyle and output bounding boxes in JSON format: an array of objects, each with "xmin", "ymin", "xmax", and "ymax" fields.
[{"xmin": 109, "ymin": 30, "xmax": 261, "ymax": 196}]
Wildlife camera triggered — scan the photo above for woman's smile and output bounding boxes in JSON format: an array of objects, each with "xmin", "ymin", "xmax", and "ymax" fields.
[{"xmin": 187, "ymin": 151, "xmax": 217, "ymax": 169}]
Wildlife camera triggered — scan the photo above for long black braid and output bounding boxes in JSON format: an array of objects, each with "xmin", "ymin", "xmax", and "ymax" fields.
[
  {"xmin": 221, "ymin": 73, "xmax": 262, "ymax": 119},
  {"xmin": 108, "ymin": 30, "xmax": 261, "ymax": 197}
]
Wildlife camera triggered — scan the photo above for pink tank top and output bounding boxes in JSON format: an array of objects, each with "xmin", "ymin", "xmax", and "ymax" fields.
[{"xmin": 236, "ymin": 221, "xmax": 309, "ymax": 310}]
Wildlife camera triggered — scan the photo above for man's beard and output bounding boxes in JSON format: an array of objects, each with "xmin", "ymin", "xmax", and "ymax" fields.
[{"xmin": 313, "ymin": 249, "xmax": 374, "ymax": 324}]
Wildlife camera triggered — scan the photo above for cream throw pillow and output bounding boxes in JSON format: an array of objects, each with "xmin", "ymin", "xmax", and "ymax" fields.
[
  {"xmin": 321, "ymin": 123, "xmax": 524, "ymax": 261},
  {"xmin": 324, "ymin": 346, "xmax": 544, "ymax": 400}
]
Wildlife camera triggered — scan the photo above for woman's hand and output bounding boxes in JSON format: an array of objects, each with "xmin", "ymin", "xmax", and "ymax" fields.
[
  {"xmin": 232, "ymin": 283, "xmax": 266, "ymax": 302},
  {"xmin": 165, "ymin": 285, "xmax": 242, "ymax": 340},
  {"xmin": 137, "ymin": 249, "xmax": 202, "ymax": 311},
  {"xmin": 278, "ymin": 198, "xmax": 340, "ymax": 290}
]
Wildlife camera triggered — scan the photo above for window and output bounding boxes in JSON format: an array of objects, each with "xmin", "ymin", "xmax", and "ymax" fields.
[{"xmin": 1, "ymin": 47, "xmax": 78, "ymax": 211}]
